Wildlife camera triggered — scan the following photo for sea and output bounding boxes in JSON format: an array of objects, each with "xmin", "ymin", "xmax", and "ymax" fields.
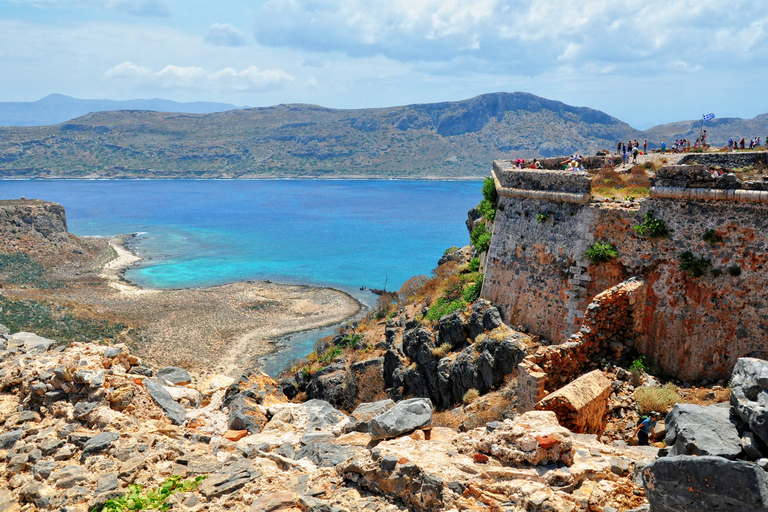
[{"xmin": 0, "ymin": 179, "xmax": 482, "ymax": 374}]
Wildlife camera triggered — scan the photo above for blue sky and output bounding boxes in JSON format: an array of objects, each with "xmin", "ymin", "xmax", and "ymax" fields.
[{"xmin": 1, "ymin": 0, "xmax": 766, "ymax": 129}]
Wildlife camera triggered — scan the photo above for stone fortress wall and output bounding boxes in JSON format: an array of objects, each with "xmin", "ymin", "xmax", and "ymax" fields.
[{"xmin": 482, "ymin": 159, "xmax": 768, "ymax": 388}]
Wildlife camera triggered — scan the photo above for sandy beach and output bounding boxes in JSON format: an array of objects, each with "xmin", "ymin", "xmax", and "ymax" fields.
[{"xmin": 7, "ymin": 235, "xmax": 362, "ymax": 379}]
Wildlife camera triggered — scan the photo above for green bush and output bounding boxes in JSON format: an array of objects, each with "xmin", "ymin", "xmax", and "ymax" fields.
[
  {"xmin": 536, "ymin": 213, "xmax": 548, "ymax": 223},
  {"xmin": 101, "ymin": 475, "xmax": 205, "ymax": 512},
  {"xmin": 727, "ymin": 265, "xmax": 742, "ymax": 277},
  {"xmin": 426, "ymin": 297, "xmax": 466, "ymax": 321},
  {"xmin": 467, "ymin": 257, "xmax": 480, "ymax": 273},
  {"xmin": 443, "ymin": 246, "xmax": 459, "ymax": 256},
  {"xmin": 629, "ymin": 356, "xmax": 647, "ymax": 373},
  {"xmin": 634, "ymin": 211, "xmax": 670, "ymax": 239},
  {"xmin": 470, "ymin": 224, "xmax": 492, "ymax": 253},
  {"xmin": 679, "ymin": 251, "xmax": 711, "ymax": 277},
  {"xmin": 474, "ymin": 177, "xmax": 498, "ymax": 222},
  {"xmin": 585, "ymin": 241, "xmax": 617, "ymax": 263},
  {"xmin": 702, "ymin": 229, "xmax": 723, "ymax": 245},
  {"xmin": 462, "ymin": 275, "xmax": 483, "ymax": 303}
]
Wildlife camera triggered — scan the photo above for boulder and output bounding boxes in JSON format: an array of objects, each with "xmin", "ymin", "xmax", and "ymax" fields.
[
  {"xmin": 305, "ymin": 370, "xmax": 345, "ymax": 407},
  {"xmin": 730, "ymin": 357, "xmax": 768, "ymax": 446},
  {"xmin": 492, "ymin": 335, "xmax": 527, "ymax": 384},
  {"xmin": 383, "ymin": 349, "xmax": 403, "ymax": 389},
  {"xmin": 402, "ymin": 328, "xmax": 436, "ymax": 366},
  {"xmin": 156, "ymin": 366, "xmax": 192, "ymax": 385},
  {"xmin": 227, "ymin": 395, "xmax": 268, "ymax": 433},
  {"xmin": 643, "ymin": 455, "xmax": 768, "ymax": 511},
  {"xmin": 224, "ymin": 368, "xmax": 287, "ymax": 408},
  {"xmin": 82, "ymin": 432, "xmax": 121, "ymax": 458},
  {"xmin": 402, "ymin": 366, "xmax": 429, "ymax": 398},
  {"xmin": 664, "ymin": 403, "xmax": 743, "ymax": 459},
  {"xmin": 437, "ymin": 312, "xmax": 467, "ymax": 349},
  {"xmin": 346, "ymin": 399, "xmax": 395, "ymax": 433},
  {"xmin": 144, "ymin": 378, "xmax": 187, "ymax": 425},
  {"xmin": 368, "ymin": 398, "xmax": 433, "ymax": 440},
  {"xmin": 8, "ymin": 332, "xmax": 56, "ymax": 353},
  {"xmin": 301, "ymin": 399, "xmax": 347, "ymax": 433},
  {"xmin": 296, "ymin": 443, "xmax": 358, "ymax": 467},
  {"xmin": 536, "ymin": 370, "xmax": 612, "ymax": 434}
]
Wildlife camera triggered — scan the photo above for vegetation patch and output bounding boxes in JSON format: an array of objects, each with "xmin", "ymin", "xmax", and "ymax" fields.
[
  {"xmin": 426, "ymin": 297, "xmax": 466, "ymax": 321},
  {"xmin": 727, "ymin": 265, "xmax": 742, "ymax": 277},
  {"xmin": 0, "ymin": 252, "xmax": 61, "ymax": 288},
  {"xmin": 585, "ymin": 241, "xmax": 618, "ymax": 263},
  {"xmin": 470, "ymin": 224, "xmax": 491, "ymax": 253},
  {"xmin": 679, "ymin": 251, "xmax": 711, "ymax": 278},
  {"xmin": 0, "ymin": 295, "xmax": 140, "ymax": 346},
  {"xmin": 535, "ymin": 213, "xmax": 548, "ymax": 223},
  {"xmin": 100, "ymin": 475, "xmax": 205, "ymax": 512},
  {"xmin": 634, "ymin": 383, "xmax": 683, "ymax": 415},
  {"xmin": 476, "ymin": 176, "xmax": 498, "ymax": 222},
  {"xmin": 633, "ymin": 211, "xmax": 670, "ymax": 239},
  {"xmin": 702, "ymin": 229, "xmax": 723, "ymax": 245},
  {"xmin": 462, "ymin": 388, "xmax": 480, "ymax": 405},
  {"xmin": 467, "ymin": 257, "xmax": 480, "ymax": 273}
]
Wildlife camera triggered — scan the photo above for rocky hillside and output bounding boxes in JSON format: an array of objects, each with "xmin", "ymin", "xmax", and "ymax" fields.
[{"xmin": 0, "ymin": 92, "xmax": 638, "ymax": 179}]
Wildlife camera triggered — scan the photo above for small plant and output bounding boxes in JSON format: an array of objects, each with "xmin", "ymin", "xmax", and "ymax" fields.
[
  {"xmin": 634, "ymin": 211, "xmax": 670, "ymax": 239},
  {"xmin": 711, "ymin": 269, "xmax": 723, "ymax": 277},
  {"xmin": 625, "ymin": 195, "xmax": 635, "ymax": 202},
  {"xmin": 319, "ymin": 345, "xmax": 343, "ymax": 364},
  {"xmin": 476, "ymin": 177, "xmax": 498, "ymax": 222},
  {"xmin": 100, "ymin": 475, "xmax": 206, "ymax": 512},
  {"xmin": 728, "ymin": 265, "xmax": 742, "ymax": 277},
  {"xmin": 536, "ymin": 213, "xmax": 548, "ymax": 223},
  {"xmin": 462, "ymin": 388, "xmax": 480, "ymax": 405},
  {"xmin": 585, "ymin": 241, "xmax": 618, "ymax": 263},
  {"xmin": 426, "ymin": 297, "xmax": 466, "ymax": 321},
  {"xmin": 629, "ymin": 356, "xmax": 647, "ymax": 373},
  {"xmin": 443, "ymin": 246, "xmax": 459, "ymax": 256},
  {"xmin": 702, "ymin": 229, "xmax": 723, "ymax": 245},
  {"xmin": 431, "ymin": 342, "xmax": 452, "ymax": 358},
  {"xmin": 634, "ymin": 383, "xmax": 683, "ymax": 415},
  {"xmin": 679, "ymin": 251, "xmax": 711, "ymax": 277},
  {"xmin": 470, "ymin": 224, "xmax": 492, "ymax": 253},
  {"xmin": 462, "ymin": 275, "xmax": 483, "ymax": 303},
  {"xmin": 467, "ymin": 257, "xmax": 480, "ymax": 273}
]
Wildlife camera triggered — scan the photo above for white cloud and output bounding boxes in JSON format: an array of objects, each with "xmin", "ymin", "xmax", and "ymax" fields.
[
  {"xmin": 204, "ymin": 23, "xmax": 249, "ymax": 47},
  {"xmin": 11, "ymin": 0, "xmax": 171, "ymax": 17},
  {"xmin": 105, "ymin": 61, "xmax": 294, "ymax": 91}
]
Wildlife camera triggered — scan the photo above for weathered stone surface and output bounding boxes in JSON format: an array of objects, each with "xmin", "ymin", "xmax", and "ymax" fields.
[
  {"xmin": 0, "ymin": 429, "xmax": 23, "ymax": 449},
  {"xmin": 664, "ymin": 403, "xmax": 743, "ymax": 459},
  {"xmin": 731, "ymin": 357, "xmax": 768, "ymax": 446},
  {"xmin": 8, "ymin": 332, "xmax": 56, "ymax": 353},
  {"xmin": 118, "ymin": 456, "xmax": 145, "ymax": 482},
  {"xmin": 250, "ymin": 490, "xmax": 298, "ymax": 512},
  {"xmin": 156, "ymin": 366, "xmax": 192, "ymax": 385},
  {"xmin": 103, "ymin": 347, "xmax": 122, "ymax": 358},
  {"xmin": 224, "ymin": 368, "xmax": 287, "ymax": 407},
  {"xmin": 144, "ymin": 378, "xmax": 187, "ymax": 425},
  {"xmin": 301, "ymin": 399, "xmax": 347, "ymax": 433},
  {"xmin": 296, "ymin": 443, "xmax": 358, "ymax": 467},
  {"xmin": 346, "ymin": 399, "xmax": 395, "ymax": 433},
  {"xmin": 368, "ymin": 398, "xmax": 432, "ymax": 441},
  {"xmin": 95, "ymin": 472, "xmax": 119, "ymax": 493},
  {"xmin": 305, "ymin": 369, "xmax": 345, "ymax": 406},
  {"xmin": 437, "ymin": 311, "xmax": 467, "ymax": 349},
  {"xmin": 32, "ymin": 460, "xmax": 58, "ymax": 481},
  {"xmin": 51, "ymin": 465, "xmax": 89, "ymax": 488},
  {"xmin": 227, "ymin": 394, "xmax": 268, "ymax": 433},
  {"xmin": 199, "ymin": 459, "xmax": 261, "ymax": 498},
  {"xmin": 643, "ymin": 455, "xmax": 768, "ymax": 511},
  {"xmin": 536, "ymin": 370, "xmax": 612, "ymax": 434},
  {"xmin": 82, "ymin": 431, "xmax": 121, "ymax": 457}
]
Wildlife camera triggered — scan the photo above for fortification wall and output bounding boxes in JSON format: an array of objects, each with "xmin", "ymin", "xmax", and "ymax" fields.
[
  {"xmin": 678, "ymin": 151, "xmax": 768, "ymax": 169},
  {"xmin": 483, "ymin": 161, "xmax": 768, "ymax": 381}
]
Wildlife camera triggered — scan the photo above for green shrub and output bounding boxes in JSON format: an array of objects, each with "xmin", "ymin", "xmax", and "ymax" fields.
[
  {"xmin": 470, "ymin": 224, "xmax": 492, "ymax": 253},
  {"xmin": 702, "ymin": 229, "xmax": 723, "ymax": 245},
  {"xmin": 426, "ymin": 297, "xmax": 466, "ymax": 321},
  {"xmin": 629, "ymin": 356, "xmax": 646, "ymax": 373},
  {"xmin": 536, "ymin": 213, "xmax": 548, "ymax": 223},
  {"xmin": 634, "ymin": 383, "xmax": 683, "ymax": 415},
  {"xmin": 101, "ymin": 475, "xmax": 205, "ymax": 512},
  {"xmin": 467, "ymin": 257, "xmax": 480, "ymax": 273},
  {"xmin": 0, "ymin": 252, "xmax": 61, "ymax": 288},
  {"xmin": 474, "ymin": 177, "xmax": 498, "ymax": 222},
  {"xmin": 679, "ymin": 251, "xmax": 711, "ymax": 277},
  {"xmin": 319, "ymin": 345, "xmax": 343, "ymax": 364},
  {"xmin": 728, "ymin": 265, "xmax": 742, "ymax": 277},
  {"xmin": 443, "ymin": 246, "xmax": 459, "ymax": 256},
  {"xmin": 711, "ymin": 269, "xmax": 723, "ymax": 277},
  {"xmin": 634, "ymin": 211, "xmax": 670, "ymax": 239},
  {"xmin": 585, "ymin": 241, "xmax": 617, "ymax": 263},
  {"xmin": 462, "ymin": 275, "xmax": 483, "ymax": 303}
]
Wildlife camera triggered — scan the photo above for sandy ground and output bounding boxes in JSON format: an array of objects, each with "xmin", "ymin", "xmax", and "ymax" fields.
[{"xmin": 8, "ymin": 236, "xmax": 362, "ymax": 379}]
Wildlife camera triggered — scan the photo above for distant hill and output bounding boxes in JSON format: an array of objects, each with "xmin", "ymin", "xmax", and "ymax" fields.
[
  {"xmin": 643, "ymin": 114, "xmax": 768, "ymax": 147},
  {"xmin": 0, "ymin": 92, "xmax": 644, "ymax": 179},
  {"xmin": 0, "ymin": 94, "xmax": 240, "ymax": 127}
]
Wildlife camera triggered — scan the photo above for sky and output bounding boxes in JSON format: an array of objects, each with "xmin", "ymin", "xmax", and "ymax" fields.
[{"xmin": 1, "ymin": 0, "xmax": 766, "ymax": 129}]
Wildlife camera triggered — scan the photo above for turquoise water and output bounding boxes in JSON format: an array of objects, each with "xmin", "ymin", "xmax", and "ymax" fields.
[{"xmin": 0, "ymin": 179, "xmax": 481, "ymax": 374}]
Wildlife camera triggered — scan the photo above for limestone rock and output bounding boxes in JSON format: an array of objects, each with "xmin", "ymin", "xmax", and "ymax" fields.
[
  {"xmin": 730, "ymin": 357, "xmax": 768, "ymax": 446},
  {"xmin": 156, "ymin": 366, "xmax": 192, "ymax": 385},
  {"xmin": 536, "ymin": 370, "xmax": 612, "ymax": 434},
  {"xmin": 643, "ymin": 455, "xmax": 768, "ymax": 511},
  {"xmin": 227, "ymin": 394, "xmax": 268, "ymax": 433},
  {"xmin": 346, "ymin": 399, "xmax": 395, "ymax": 433},
  {"xmin": 296, "ymin": 443, "xmax": 359, "ymax": 467},
  {"xmin": 144, "ymin": 378, "xmax": 187, "ymax": 425},
  {"xmin": 368, "ymin": 398, "xmax": 432, "ymax": 441},
  {"xmin": 664, "ymin": 403, "xmax": 743, "ymax": 459},
  {"xmin": 82, "ymin": 431, "xmax": 121, "ymax": 458}
]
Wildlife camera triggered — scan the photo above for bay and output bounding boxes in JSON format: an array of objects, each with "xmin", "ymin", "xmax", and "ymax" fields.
[{"xmin": 0, "ymin": 179, "xmax": 481, "ymax": 373}]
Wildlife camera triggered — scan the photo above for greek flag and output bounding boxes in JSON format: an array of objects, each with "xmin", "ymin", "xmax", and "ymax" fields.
[{"xmin": 702, "ymin": 113, "xmax": 715, "ymax": 121}]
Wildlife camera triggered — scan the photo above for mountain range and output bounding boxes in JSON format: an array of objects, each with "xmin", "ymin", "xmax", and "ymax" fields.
[{"xmin": 0, "ymin": 92, "xmax": 766, "ymax": 179}]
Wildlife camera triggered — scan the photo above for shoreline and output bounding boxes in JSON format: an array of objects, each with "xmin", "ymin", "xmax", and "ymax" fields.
[{"xmin": 100, "ymin": 234, "xmax": 364, "ymax": 377}]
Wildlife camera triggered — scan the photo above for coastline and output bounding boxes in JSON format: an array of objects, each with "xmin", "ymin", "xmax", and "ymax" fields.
[{"xmin": 99, "ymin": 235, "xmax": 363, "ymax": 378}]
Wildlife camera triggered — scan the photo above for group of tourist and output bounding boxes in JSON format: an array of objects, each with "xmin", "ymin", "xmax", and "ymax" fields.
[
  {"xmin": 729, "ymin": 137, "xmax": 763, "ymax": 150},
  {"xmin": 512, "ymin": 158, "xmax": 544, "ymax": 169}
]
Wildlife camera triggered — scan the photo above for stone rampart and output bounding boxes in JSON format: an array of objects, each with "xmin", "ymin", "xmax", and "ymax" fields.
[
  {"xmin": 493, "ymin": 161, "xmax": 591, "ymax": 194},
  {"xmin": 483, "ymin": 160, "xmax": 768, "ymax": 382},
  {"xmin": 678, "ymin": 151, "xmax": 768, "ymax": 169}
]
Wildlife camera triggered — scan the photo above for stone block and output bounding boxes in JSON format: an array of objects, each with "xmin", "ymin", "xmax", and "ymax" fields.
[{"xmin": 536, "ymin": 370, "xmax": 612, "ymax": 434}]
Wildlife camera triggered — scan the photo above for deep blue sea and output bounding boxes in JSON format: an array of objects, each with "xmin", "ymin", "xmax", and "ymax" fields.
[{"xmin": 0, "ymin": 180, "xmax": 481, "ymax": 374}]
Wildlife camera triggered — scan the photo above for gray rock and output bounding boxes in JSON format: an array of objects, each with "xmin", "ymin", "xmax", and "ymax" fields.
[
  {"xmin": 301, "ymin": 399, "xmax": 347, "ymax": 433},
  {"xmin": 118, "ymin": 456, "xmax": 145, "ymax": 482},
  {"xmin": 68, "ymin": 432, "xmax": 95, "ymax": 448},
  {"xmin": 0, "ymin": 429, "xmax": 23, "ymax": 449},
  {"xmin": 281, "ymin": 377, "xmax": 298, "ymax": 400},
  {"xmin": 75, "ymin": 370, "xmax": 105, "ymax": 388},
  {"xmin": 82, "ymin": 432, "xmax": 121, "ymax": 458},
  {"xmin": 643, "ymin": 455, "xmax": 768, "ymax": 511},
  {"xmin": 296, "ymin": 443, "xmax": 357, "ymax": 467},
  {"xmin": 17, "ymin": 410, "xmax": 40, "ymax": 423},
  {"xmin": 0, "ymin": 324, "xmax": 9, "ymax": 336},
  {"xmin": 7, "ymin": 453, "xmax": 29, "ymax": 475},
  {"xmin": 492, "ymin": 335, "xmax": 527, "ymax": 384},
  {"xmin": 144, "ymin": 378, "xmax": 187, "ymax": 425},
  {"xmin": 437, "ymin": 312, "xmax": 466, "ymax": 349},
  {"xmin": 53, "ymin": 444, "xmax": 74, "ymax": 461},
  {"xmin": 103, "ymin": 347, "xmax": 122, "ymax": 358},
  {"xmin": 305, "ymin": 370, "xmax": 346, "ymax": 407},
  {"xmin": 383, "ymin": 349, "xmax": 403, "ymax": 389},
  {"xmin": 346, "ymin": 399, "xmax": 395, "ymax": 433},
  {"xmin": 369, "ymin": 398, "xmax": 433, "ymax": 440},
  {"xmin": 95, "ymin": 472, "xmax": 119, "ymax": 494},
  {"xmin": 9, "ymin": 332, "xmax": 56, "ymax": 353},
  {"xmin": 301, "ymin": 431, "xmax": 336, "ymax": 445},
  {"xmin": 402, "ymin": 365, "xmax": 429, "ymax": 398},
  {"xmin": 129, "ymin": 365, "xmax": 153, "ymax": 377},
  {"xmin": 402, "ymin": 328, "xmax": 436, "ymax": 366},
  {"xmin": 199, "ymin": 459, "xmax": 261, "ymax": 498},
  {"xmin": 276, "ymin": 442, "xmax": 295, "ymax": 460},
  {"xmin": 156, "ymin": 366, "xmax": 192, "ymax": 385},
  {"xmin": 227, "ymin": 394, "xmax": 267, "ymax": 433},
  {"xmin": 33, "ymin": 460, "xmax": 58, "ymax": 480},
  {"xmin": 73, "ymin": 401, "xmax": 99, "ymax": 420},
  {"xmin": 731, "ymin": 357, "xmax": 768, "ymax": 446},
  {"xmin": 664, "ymin": 403, "xmax": 743, "ymax": 459},
  {"xmin": 482, "ymin": 305, "xmax": 502, "ymax": 331},
  {"xmin": 743, "ymin": 432, "xmax": 765, "ymax": 460},
  {"xmin": 51, "ymin": 465, "xmax": 89, "ymax": 488}
]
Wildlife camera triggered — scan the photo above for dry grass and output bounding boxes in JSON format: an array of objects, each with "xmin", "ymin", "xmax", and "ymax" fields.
[
  {"xmin": 591, "ymin": 165, "xmax": 651, "ymax": 200},
  {"xmin": 462, "ymin": 388, "xmax": 480, "ymax": 405},
  {"xmin": 352, "ymin": 365, "xmax": 388, "ymax": 409},
  {"xmin": 634, "ymin": 383, "xmax": 683, "ymax": 414},
  {"xmin": 431, "ymin": 342, "xmax": 452, "ymax": 359}
]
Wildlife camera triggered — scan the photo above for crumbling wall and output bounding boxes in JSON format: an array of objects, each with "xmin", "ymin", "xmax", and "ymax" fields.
[{"xmin": 484, "ymin": 161, "xmax": 768, "ymax": 382}]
